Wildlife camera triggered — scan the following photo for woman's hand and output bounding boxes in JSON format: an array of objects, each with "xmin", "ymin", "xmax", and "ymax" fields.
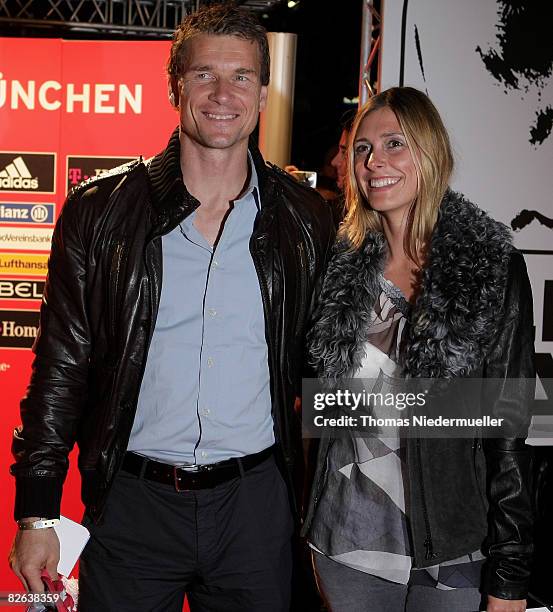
[{"xmin": 487, "ymin": 595, "xmax": 526, "ymax": 611}]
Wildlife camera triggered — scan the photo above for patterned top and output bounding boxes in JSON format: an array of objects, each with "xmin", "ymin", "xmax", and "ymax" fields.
[{"xmin": 309, "ymin": 275, "xmax": 485, "ymax": 588}]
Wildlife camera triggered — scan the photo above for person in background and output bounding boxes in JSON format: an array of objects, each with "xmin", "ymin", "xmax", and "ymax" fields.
[
  {"xmin": 329, "ymin": 121, "xmax": 350, "ymax": 193},
  {"xmin": 303, "ymin": 87, "xmax": 534, "ymax": 612},
  {"xmin": 286, "ymin": 112, "xmax": 355, "ymax": 218},
  {"xmin": 327, "ymin": 113, "xmax": 355, "ymax": 226},
  {"xmin": 9, "ymin": 4, "xmax": 334, "ymax": 610}
]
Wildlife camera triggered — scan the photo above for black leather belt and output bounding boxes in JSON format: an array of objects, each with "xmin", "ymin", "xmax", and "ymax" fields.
[{"xmin": 121, "ymin": 446, "xmax": 274, "ymax": 491}]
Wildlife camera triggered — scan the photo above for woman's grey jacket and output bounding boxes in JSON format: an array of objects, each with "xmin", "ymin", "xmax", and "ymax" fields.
[{"xmin": 303, "ymin": 190, "xmax": 535, "ymax": 601}]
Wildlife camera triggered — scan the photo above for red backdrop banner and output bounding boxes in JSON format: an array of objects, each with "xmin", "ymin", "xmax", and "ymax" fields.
[{"xmin": 0, "ymin": 37, "xmax": 177, "ymax": 596}]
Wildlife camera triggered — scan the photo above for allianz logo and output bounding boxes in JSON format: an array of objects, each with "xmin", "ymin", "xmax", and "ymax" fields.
[
  {"xmin": 0, "ymin": 319, "xmax": 38, "ymax": 338},
  {"xmin": 0, "ymin": 203, "xmax": 50, "ymax": 222},
  {"xmin": 0, "ymin": 156, "xmax": 38, "ymax": 189}
]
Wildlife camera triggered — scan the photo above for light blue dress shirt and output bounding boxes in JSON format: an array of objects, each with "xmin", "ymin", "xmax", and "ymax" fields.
[{"xmin": 128, "ymin": 157, "xmax": 274, "ymax": 465}]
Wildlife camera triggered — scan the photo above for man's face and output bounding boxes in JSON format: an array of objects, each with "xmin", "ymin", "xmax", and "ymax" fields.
[
  {"xmin": 330, "ymin": 129, "xmax": 349, "ymax": 191},
  {"xmin": 175, "ymin": 34, "xmax": 268, "ymax": 152}
]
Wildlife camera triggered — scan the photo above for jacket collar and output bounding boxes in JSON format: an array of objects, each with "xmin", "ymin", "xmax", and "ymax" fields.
[
  {"xmin": 146, "ymin": 127, "xmax": 276, "ymax": 237},
  {"xmin": 307, "ymin": 190, "xmax": 514, "ymax": 381}
]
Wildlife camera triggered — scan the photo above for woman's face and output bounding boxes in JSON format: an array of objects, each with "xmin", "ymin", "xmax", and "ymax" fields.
[{"xmin": 353, "ymin": 106, "xmax": 418, "ymax": 218}]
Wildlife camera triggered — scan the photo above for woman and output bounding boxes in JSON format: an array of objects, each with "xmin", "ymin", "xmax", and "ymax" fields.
[{"xmin": 302, "ymin": 88, "xmax": 534, "ymax": 612}]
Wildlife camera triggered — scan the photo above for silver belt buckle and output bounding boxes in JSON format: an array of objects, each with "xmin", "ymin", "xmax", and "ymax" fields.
[{"xmin": 173, "ymin": 463, "xmax": 205, "ymax": 491}]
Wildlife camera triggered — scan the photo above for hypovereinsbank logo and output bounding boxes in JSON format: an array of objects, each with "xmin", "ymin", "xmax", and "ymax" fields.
[
  {"xmin": 0, "ymin": 227, "xmax": 53, "ymax": 250},
  {"xmin": 0, "ymin": 253, "xmax": 49, "ymax": 276},
  {"xmin": 0, "ymin": 309, "xmax": 40, "ymax": 349},
  {"xmin": 0, "ymin": 152, "xmax": 56, "ymax": 194},
  {"xmin": 0, "ymin": 202, "xmax": 55, "ymax": 224}
]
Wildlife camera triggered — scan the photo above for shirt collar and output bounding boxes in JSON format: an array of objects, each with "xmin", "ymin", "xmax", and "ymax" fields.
[
  {"xmin": 234, "ymin": 151, "xmax": 260, "ymax": 210},
  {"xmin": 148, "ymin": 128, "xmax": 261, "ymax": 212}
]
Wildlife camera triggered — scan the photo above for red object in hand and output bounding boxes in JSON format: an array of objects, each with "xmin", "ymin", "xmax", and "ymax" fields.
[{"xmin": 33, "ymin": 570, "xmax": 76, "ymax": 612}]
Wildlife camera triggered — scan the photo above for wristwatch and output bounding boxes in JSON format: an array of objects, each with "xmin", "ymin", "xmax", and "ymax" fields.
[{"xmin": 17, "ymin": 518, "xmax": 60, "ymax": 530}]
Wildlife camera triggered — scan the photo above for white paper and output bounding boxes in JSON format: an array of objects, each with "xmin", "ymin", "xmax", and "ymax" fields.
[{"xmin": 54, "ymin": 515, "xmax": 90, "ymax": 577}]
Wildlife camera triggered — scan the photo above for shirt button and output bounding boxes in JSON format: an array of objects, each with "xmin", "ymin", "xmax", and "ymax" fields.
[
  {"xmin": 207, "ymin": 357, "xmax": 214, "ymax": 367},
  {"xmin": 208, "ymin": 308, "xmax": 217, "ymax": 317},
  {"xmin": 213, "ymin": 260, "xmax": 219, "ymax": 267},
  {"xmin": 202, "ymin": 407, "xmax": 211, "ymax": 416},
  {"xmin": 201, "ymin": 451, "xmax": 208, "ymax": 458}
]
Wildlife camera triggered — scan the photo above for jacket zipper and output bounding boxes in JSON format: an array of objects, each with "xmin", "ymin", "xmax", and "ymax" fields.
[
  {"xmin": 472, "ymin": 437, "xmax": 487, "ymax": 511},
  {"xmin": 249, "ymin": 189, "xmax": 276, "ymax": 430},
  {"xmin": 250, "ymin": 233, "xmax": 275, "ymax": 394},
  {"xmin": 416, "ymin": 437, "xmax": 437, "ymax": 561},
  {"xmin": 251, "ymin": 234, "xmax": 286, "ymax": 467},
  {"xmin": 313, "ymin": 438, "xmax": 332, "ymax": 507},
  {"xmin": 95, "ymin": 235, "xmax": 159, "ymax": 522},
  {"xmin": 295, "ymin": 242, "xmax": 307, "ymax": 336},
  {"xmin": 249, "ymin": 210, "xmax": 300, "ymax": 512},
  {"xmin": 103, "ymin": 240, "xmax": 127, "ymax": 445},
  {"xmin": 109, "ymin": 241, "xmax": 127, "ymax": 338}
]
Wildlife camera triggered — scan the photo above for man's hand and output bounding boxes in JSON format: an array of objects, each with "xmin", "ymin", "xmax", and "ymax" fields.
[
  {"xmin": 9, "ymin": 520, "xmax": 60, "ymax": 592},
  {"xmin": 487, "ymin": 595, "xmax": 526, "ymax": 612}
]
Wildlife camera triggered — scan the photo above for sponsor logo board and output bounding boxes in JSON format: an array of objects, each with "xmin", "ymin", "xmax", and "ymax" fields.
[
  {"xmin": 0, "ymin": 152, "xmax": 56, "ymax": 194},
  {"xmin": 0, "ymin": 309, "xmax": 40, "ymax": 349},
  {"xmin": 0, "ymin": 252, "xmax": 49, "ymax": 277},
  {"xmin": 0, "ymin": 227, "xmax": 53, "ymax": 250},
  {"xmin": 3, "ymin": 78, "xmax": 143, "ymax": 115},
  {"xmin": 67, "ymin": 156, "xmax": 135, "ymax": 193},
  {"xmin": 0, "ymin": 279, "xmax": 44, "ymax": 300},
  {"xmin": 0, "ymin": 202, "xmax": 55, "ymax": 225}
]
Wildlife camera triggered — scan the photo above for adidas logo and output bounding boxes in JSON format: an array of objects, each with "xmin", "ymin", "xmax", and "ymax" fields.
[{"xmin": 0, "ymin": 156, "xmax": 39, "ymax": 190}]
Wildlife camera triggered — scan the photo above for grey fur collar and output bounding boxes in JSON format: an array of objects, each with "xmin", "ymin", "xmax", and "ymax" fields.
[{"xmin": 307, "ymin": 190, "xmax": 514, "ymax": 382}]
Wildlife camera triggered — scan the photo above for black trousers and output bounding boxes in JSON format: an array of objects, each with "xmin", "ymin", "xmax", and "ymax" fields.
[{"xmin": 79, "ymin": 455, "xmax": 294, "ymax": 612}]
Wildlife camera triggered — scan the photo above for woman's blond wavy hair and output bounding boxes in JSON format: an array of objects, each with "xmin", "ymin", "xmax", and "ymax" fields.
[{"xmin": 341, "ymin": 87, "xmax": 454, "ymax": 264}]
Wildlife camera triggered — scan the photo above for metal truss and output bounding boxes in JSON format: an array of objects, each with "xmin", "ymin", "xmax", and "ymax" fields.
[
  {"xmin": 0, "ymin": 0, "xmax": 284, "ymax": 36},
  {"xmin": 359, "ymin": 0, "xmax": 381, "ymax": 105}
]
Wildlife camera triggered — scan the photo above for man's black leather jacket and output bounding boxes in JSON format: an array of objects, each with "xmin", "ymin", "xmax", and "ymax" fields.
[{"xmin": 11, "ymin": 130, "xmax": 335, "ymax": 523}]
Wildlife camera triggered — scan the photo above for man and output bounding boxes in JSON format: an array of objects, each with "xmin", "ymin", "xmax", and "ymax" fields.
[
  {"xmin": 9, "ymin": 5, "xmax": 334, "ymax": 610},
  {"xmin": 328, "ymin": 113, "xmax": 354, "ymax": 227},
  {"xmin": 329, "ymin": 126, "xmax": 349, "ymax": 193}
]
